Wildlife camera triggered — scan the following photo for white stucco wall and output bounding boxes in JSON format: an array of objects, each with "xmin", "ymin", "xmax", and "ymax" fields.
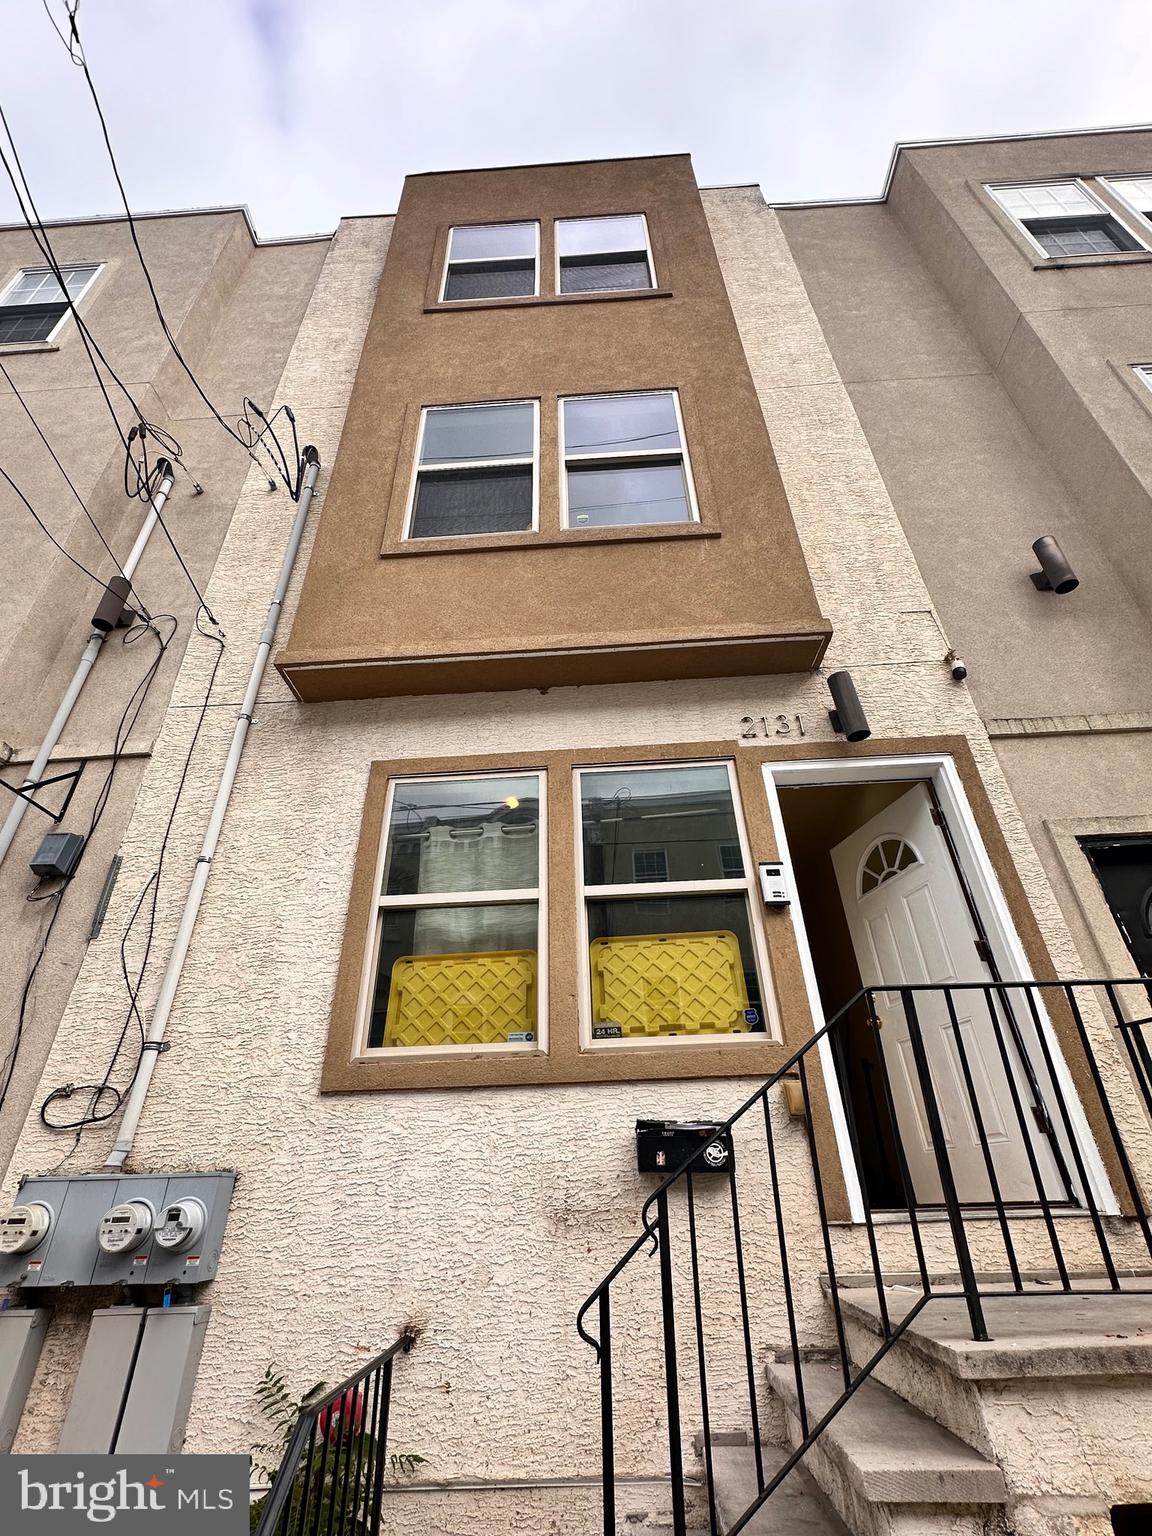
[{"xmin": 3, "ymin": 190, "xmax": 1147, "ymax": 1533}]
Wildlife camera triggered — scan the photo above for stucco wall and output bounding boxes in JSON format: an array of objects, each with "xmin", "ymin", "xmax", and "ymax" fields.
[{"xmin": 1, "ymin": 188, "xmax": 1144, "ymax": 1533}]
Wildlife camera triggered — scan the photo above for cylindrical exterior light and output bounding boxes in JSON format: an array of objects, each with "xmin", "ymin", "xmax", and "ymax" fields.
[
  {"xmin": 1030, "ymin": 536, "xmax": 1079, "ymax": 595},
  {"xmin": 827, "ymin": 671, "xmax": 871, "ymax": 742}
]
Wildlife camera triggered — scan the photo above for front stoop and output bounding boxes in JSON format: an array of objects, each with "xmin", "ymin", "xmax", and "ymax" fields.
[
  {"xmin": 766, "ymin": 1357, "xmax": 1007, "ymax": 1536},
  {"xmin": 836, "ymin": 1283, "xmax": 1152, "ymax": 1536}
]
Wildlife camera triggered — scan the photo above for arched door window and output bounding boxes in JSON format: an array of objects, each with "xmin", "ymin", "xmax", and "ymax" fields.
[{"xmin": 859, "ymin": 837, "xmax": 921, "ymax": 896}]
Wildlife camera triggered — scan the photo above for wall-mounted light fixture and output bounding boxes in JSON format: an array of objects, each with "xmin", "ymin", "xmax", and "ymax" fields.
[
  {"xmin": 827, "ymin": 671, "xmax": 871, "ymax": 742},
  {"xmin": 1030, "ymin": 536, "xmax": 1079, "ymax": 595}
]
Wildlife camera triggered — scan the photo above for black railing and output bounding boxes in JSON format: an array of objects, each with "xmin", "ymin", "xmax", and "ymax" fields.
[
  {"xmin": 577, "ymin": 979, "xmax": 1152, "ymax": 1536},
  {"xmin": 253, "ymin": 1334, "xmax": 415, "ymax": 1536}
]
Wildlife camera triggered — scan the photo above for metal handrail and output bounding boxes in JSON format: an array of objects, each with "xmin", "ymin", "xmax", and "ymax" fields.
[
  {"xmin": 577, "ymin": 976, "xmax": 1152, "ymax": 1536},
  {"xmin": 254, "ymin": 1333, "xmax": 416, "ymax": 1536}
]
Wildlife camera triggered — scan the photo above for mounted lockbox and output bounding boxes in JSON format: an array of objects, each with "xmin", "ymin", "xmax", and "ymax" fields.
[
  {"xmin": 0, "ymin": 1172, "xmax": 235, "ymax": 1289},
  {"xmin": 635, "ymin": 1119, "xmax": 734, "ymax": 1176}
]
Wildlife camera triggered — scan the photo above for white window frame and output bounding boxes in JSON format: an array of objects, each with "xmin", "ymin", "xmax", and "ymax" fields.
[
  {"xmin": 355, "ymin": 769, "xmax": 548, "ymax": 1059},
  {"xmin": 985, "ymin": 179, "xmax": 1151, "ymax": 261},
  {"xmin": 574, "ymin": 758, "xmax": 779, "ymax": 1050},
  {"xmin": 554, "ymin": 212, "xmax": 656, "ymax": 295},
  {"xmin": 438, "ymin": 221, "xmax": 540, "ymax": 303},
  {"xmin": 1132, "ymin": 363, "xmax": 1152, "ymax": 397},
  {"xmin": 402, "ymin": 398, "xmax": 540, "ymax": 542},
  {"xmin": 1101, "ymin": 174, "xmax": 1152, "ymax": 235},
  {"xmin": 558, "ymin": 388, "xmax": 700, "ymax": 531},
  {"xmin": 0, "ymin": 262, "xmax": 102, "ymax": 346}
]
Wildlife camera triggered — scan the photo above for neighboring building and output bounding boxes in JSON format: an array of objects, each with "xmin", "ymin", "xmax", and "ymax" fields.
[{"xmin": 0, "ymin": 139, "xmax": 1150, "ymax": 1536}]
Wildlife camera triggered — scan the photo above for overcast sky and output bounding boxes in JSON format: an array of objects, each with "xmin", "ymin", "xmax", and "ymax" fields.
[{"xmin": 3, "ymin": 0, "xmax": 1151, "ymax": 239}]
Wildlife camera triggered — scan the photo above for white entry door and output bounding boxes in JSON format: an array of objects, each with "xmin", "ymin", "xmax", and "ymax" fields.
[{"xmin": 830, "ymin": 783, "xmax": 1065, "ymax": 1205}]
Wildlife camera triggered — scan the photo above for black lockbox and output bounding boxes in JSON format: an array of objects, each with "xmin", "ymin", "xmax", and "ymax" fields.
[{"xmin": 635, "ymin": 1119, "xmax": 734, "ymax": 1176}]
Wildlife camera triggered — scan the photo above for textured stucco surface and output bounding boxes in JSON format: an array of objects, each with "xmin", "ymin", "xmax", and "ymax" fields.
[{"xmin": 2, "ymin": 187, "xmax": 1149, "ymax": 1534}]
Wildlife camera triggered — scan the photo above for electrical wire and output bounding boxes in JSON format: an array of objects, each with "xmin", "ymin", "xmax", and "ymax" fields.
[
  {"xmin": 0, "ymin": 457, "xmax": 129, "ymax": 602},
  {"xmin": 0, "ymin": 358, "xmax": 151, "ymax": 617}
]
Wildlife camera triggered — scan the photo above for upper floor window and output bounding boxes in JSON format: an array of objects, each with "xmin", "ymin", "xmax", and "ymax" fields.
[
  {"xmin": 560, "ymin": 390, "xmax": 698, "ymax": 528},
  {"xmin": 556, "ymin": 214, "xmax": 654, "ymax": 293},
  {"xmin": 366, "ymin": 772, "xmax": 545, "ymax": 1052},
  {"xmin": 987, "ymin": 182, "xmax": 1147, "ymax": 260},
  {"xmin": 1133, "ymin": 364, "xmax": 1152, "ymax": 396},
  {"xmin": 0, "ymin": 263, "xmax": 100, "ymax": 344},
  {"xmin": 1102, "ymin": 175, "xmax": 1152, "ymax": 229},
  {"xmin": 405, "ymin": 400, "xmax": 538, "ymax": 539},
  {"xmin": 441, "ymin": 222, "xmax": 538, "ymax": 301}
]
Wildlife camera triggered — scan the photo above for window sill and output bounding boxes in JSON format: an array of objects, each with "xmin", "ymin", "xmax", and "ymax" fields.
[
  {"xmin": 380, "ymin": 522, "xmax": 719, "ymax": 559},
  {"xmin": 424, "ymin": 288, "xmax": 673, "ymax": 315},
  {"xmin": 0, "ymin": 341, "xmax": 60, "ymax": 356},
  {"xmin": 1032, "ymin": 251, "xmax": 1152, "ymax": 270}
]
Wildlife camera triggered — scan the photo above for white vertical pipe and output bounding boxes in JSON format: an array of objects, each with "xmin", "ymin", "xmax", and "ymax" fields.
[
  {"xmin": 105, "ymin": 448, "xmax": 321, "ymax": 1169},
  {"xmin": 0, "ymin": 465, "xmax": 175, "ymax": 869}
]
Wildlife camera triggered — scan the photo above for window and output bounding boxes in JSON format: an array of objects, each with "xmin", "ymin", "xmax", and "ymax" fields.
[
  {"xmin": 366, "ymin": 773, "xmax": 545, "ymax": 1051},
  {"xmin": 1134, "ymin": 364, "xmax": 1152, "ymax": 398},
  {"xmin": 987, "ymin": 182, "xmax": 1146, "ymax": 259},
  {"xmin": 859, "ymin": 837, "xmax": 920, "ymax": 895},
  {"xmin": 556, "ymin": 214, "xmax": 654, "ymax": 293},
  {"xmin": 0, "ymin": 263, "xmax": 100, "ymax": 345},
  {"xmin": 560, "ymin": 390, "xmax": 698, "ymax": 529},
  {"xmin": 1102, "ymin": 176, "xmax": 1152, "ymax": 228},
  {"xmin": 406, "ymin": 400, "xmax": 538, "ymax": 539},
  {"xmin": 577, "ymin": 762, "xmax": 767, "ymax": 1043},
  {"xmin": 440, "ymin": 222, "xmax": 538, "ymax": 301}
]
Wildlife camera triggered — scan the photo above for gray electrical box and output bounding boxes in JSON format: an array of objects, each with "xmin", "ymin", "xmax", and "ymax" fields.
[
  {"xmin": 0, "ymin": 1309, "xmax": 49, "ymax": 1452},
  {"xmin": 0, "ymin": 1172, "xmax": 234, "ymax": 1289},
  {"xmin": 58, "ymin": 1305, "xmax": 210, "ymax": 1454}
]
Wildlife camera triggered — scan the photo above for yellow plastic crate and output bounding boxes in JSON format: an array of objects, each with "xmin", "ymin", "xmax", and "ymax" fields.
[
  {"xmin": 384, "ymin": 950, "xmax": 537, "ymax": 1047},
  {"xmin": 590, "ymin": 930, "xmax": 750, "ymax": 1038}
]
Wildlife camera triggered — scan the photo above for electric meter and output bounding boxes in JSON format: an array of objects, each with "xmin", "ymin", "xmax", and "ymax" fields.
[
  {"xmin": 97, "ymin": 1199, "xmax": 154, "ymax": 1254},
  {"xmin": 153, "ymin": 1197, "xmax": 207, "ymax": 1253},
  {"xmin": 0, "ymin": 1202, "xmax": 52, "ymax": 1255}
]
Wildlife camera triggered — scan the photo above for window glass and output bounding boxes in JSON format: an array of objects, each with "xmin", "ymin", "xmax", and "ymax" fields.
[
  {"xmin": 1028, "ymin": 221, "xmax": 1138, "ymax": 258},
  {"xmin": 991, "ymin": 182, "xmax": 1097, "ymax": 219},
  {"xmin": 581, "ymin": 764, "xmax": 741, "ymax": 885},
  {"xmin": 0, "ymin": 264, "xmax": 99, "ymax": 344},
  {"xmin": 442, "ymin": 223, "xmax": 536, "ymax": 301},
  {"xmin": 557, "ymin": 214, "xmax": 653, "ymax": 294},
  {"xmin": 1107, "ymin": 176, "xmax": 1152, "ymax": 214},
  {"xmin": 564, "ymin": 392, "xmax": 680, "ymax": 454},
  {"xmin": 370, "ymin": 774, "xmax": 543, "ymax": 1051},
  {"xmin": 586, "ymin": 894, "xmax": 765, "ymax": 1039},
  {"xmin": 383, "ymin": 774, "xmax": 540, "ymax": 894},
  {"xmin": 421, "ymin": 403, "xmax": 535, "ymax": 465},
  {"xmin": 567, "ymin": 462, "xmax": 691, "ymax": 528},
  {"xmin": 987, "ymin": 183, "xmax": 1145, "ymax": 258},
  {"xmin": 408, "ymin": 402, "xmax": 536, "ymax": 539}
]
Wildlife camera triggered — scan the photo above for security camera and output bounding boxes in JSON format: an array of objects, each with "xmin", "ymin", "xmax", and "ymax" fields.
[{"xmin": 945, "ymin": 650, "xmax": 968, "ymax": 681}]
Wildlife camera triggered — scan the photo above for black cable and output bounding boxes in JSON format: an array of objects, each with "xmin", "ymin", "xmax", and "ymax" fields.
[
  {"xmin": 0, "ymin": 458, "xmax": 127, "ymax": 601},
  {"xmin": 0, "ymin": 358, "xmax": 150, "ymax": 616}
]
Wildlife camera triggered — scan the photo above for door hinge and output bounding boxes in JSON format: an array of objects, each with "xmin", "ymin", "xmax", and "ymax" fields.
[
  {"xmin": 973, "ymin": 937, "xmax": 994, "ymax": 965},
  {"xmin": 1031, "ymin": 1101, "xmax": 1053, "ymax": 1136},
  {"xmin": 930, "ymin": 805, "xmax": 944, "ymax": 826}
]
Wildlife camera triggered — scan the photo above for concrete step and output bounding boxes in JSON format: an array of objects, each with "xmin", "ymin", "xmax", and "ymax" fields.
[
  {"xmin": 832, "ymin": 1282, "xmax": 1152, "ymax": 1535},
  {"xmin": 710, "ymin": 1443, "xmax": 850, "ymax": 1535},
  {"xmin": 766, "ymin": 1357, "xmax": 1006, "ymax": 1536}
]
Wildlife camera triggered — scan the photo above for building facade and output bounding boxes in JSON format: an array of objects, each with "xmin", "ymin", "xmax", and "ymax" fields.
[{"xmin": 0, "ymin": 137, "xmax": 1150, "ymax": 1536}]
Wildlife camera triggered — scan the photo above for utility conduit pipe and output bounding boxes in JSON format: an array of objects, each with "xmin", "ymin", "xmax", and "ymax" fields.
[
  {"xmin": 0, "ymin": 462, "xmax": 176, "ymax": 870},
  {"xmin": 105, "ymin": 447, "xmax": 320, "ymax": 1169}
]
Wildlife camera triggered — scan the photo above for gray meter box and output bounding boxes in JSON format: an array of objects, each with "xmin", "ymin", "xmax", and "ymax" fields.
[{"xmin": 0, "ymin": 1172, "xmax": 234, "ymax": 1289}]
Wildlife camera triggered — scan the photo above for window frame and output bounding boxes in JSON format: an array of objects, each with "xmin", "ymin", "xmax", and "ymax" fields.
[
  {"xmin": 438, "ymin": 221, "xmax": 540, "ymax": 304},
  {"xmin": 1101, "ymin": 174, "xmax": 1152, "ymax": 235},
  {"xmin": 1133, "ymin": 363, "xmax": 1152, "ymax": 398},
  {"xmin": 401, "ymin": 397, "xmax": 541, "ymax": 542},
  {"xmin": 553, "ymin": 212, "xmax": 656, "ymax": 296},
  {"xmin": 557, "ymin": 388, "xmax": 700, "ymax": 532},
  {"xmin": 573, "ymin": 758, "xmax": 775, "ymax": 1051},
  {"xmin": 984, "ymin": 179, "xmax": 1152, "ymax": 262},
  {"xmin": 0, "ymin": 262, "xmax": 102, "ymax": 346},
  {"xmin": 355, "ymin": 768, "xmax": 549, "ymax": 1059}
]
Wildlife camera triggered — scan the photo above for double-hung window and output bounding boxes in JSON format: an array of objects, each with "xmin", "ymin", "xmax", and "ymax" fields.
[
  {"xmin": 441, "ymin": 222, "xmax": 538, "ymax": 301},
  {"xmin": 0, "ymin": 263, "xmax": 100, "ymax": 344},
  {"xmin": 577, "ymin": 762, "xmax": 768, "ymax": 1043},
  {"xmin": 556, "ymin": 214, "xmax": 654, "ymax": 293},
  {"xmin": 560, "ymin": 390, "xmax": 697, "ymax": 529},
  {"xmin": 367, "ymin": 773, "xmax": 545, "ymax": 1051},
  {"xmin": 987, "ymin": 182, "xmax": 1146, "ymax": 259},
  {"xmin": 406, "ymin": 400, "xmax": 538, "ymax": 539},
  {"xmin": 1102, "ymin": 176, "xmax": 1152, "ymax": 231}
]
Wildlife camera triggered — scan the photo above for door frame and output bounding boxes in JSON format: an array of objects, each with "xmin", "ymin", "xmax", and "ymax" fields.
[{"xmin": 763, "ymin": 752, "xmax": 1117, "ymax": 1223}]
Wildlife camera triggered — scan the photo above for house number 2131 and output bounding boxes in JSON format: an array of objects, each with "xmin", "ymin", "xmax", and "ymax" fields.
[{"xmin": 739, "ymin": 714, "xmax": 806, "ymax": 739}]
